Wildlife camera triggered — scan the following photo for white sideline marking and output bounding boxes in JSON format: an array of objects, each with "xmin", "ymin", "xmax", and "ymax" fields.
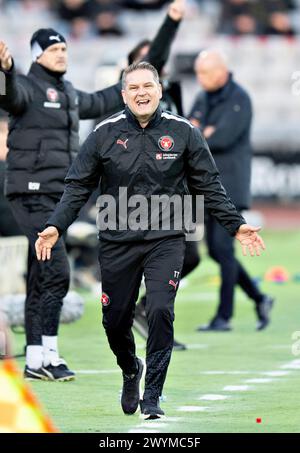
[
  {"xmin": 129, "ymin": 429, "xmax": 159, "ymax": 433},
  {"xmin": 199, "ymin": 394, "xmax": 229, "ymax": 401},
  {"xmin": 266, "ymin": 345, "xmax": 291, "ymax": 349},
  {"xmin": 223, "ymin": 385, "xmax": 250, "ymax": 391},
  {"xmin": 200, "ymin": 371, "xmax": 253, "ymax": 375},
  {"xmin": 281, "ymin": 360, "xmax": 300, "ymax": 370},
  {"xmin": 137, "ymin": 423, "xmax": 169, "ymax": 429},
  {"xmin": 244, "ymin": 378, "xmax": 275, "ymax": 384},
  {"xmin": 261, "ymin": 371, "xmax": 291, "ymax": 377},
  {"xmin": 74, "ymin": 370, "xmax": 119, "ymax": 374},
  {"xmin": 186, "ymin": 344, "xmax": 209, "ymax": 350},
  {"xmin": 177, "ymin": 406, "xmax": 209, "ymax": 412},
  {"xmin": 162, "ymin": 417, "xmax": 182, "ymax": 422}
]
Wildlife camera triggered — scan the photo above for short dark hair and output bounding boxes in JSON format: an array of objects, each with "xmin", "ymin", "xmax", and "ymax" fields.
[
  {"xmin": 127, "ymin": 40, "xmax": 151, "ymax": 65},
  {"xmin": 122, "ymin": 61, "xmax": 160, "ymax": 89}
]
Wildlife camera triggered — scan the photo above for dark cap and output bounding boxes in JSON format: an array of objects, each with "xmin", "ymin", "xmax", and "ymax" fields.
[{"xmin": 30, "ymin": 28, "xmax": 66, "ymax": 60}]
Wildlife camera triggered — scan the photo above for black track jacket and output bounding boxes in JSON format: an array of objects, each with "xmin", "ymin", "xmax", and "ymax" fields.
[
  {"xmin": 0, "ymin": 62, "xmax": 122, "ymax": 197},
  {"xmin": 47, "ymin": 106, "xmax": 245, "ymax": 242}
]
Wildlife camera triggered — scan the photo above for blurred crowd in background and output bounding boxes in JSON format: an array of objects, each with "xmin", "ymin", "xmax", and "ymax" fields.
[{"xmin": 0, "ymin": 0, "xmax": 299, "ymax": 38}]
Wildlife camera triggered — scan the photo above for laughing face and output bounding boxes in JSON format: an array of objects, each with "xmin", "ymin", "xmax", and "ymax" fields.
[{"xmin": 122, "ymin": 69, "xmax": 162, "ymax": 126}]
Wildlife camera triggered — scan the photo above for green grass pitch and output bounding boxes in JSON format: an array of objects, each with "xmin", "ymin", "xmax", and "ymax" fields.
[{"xmin": 11, "ymin": 229, "xmax": 300, "ymax": 433}]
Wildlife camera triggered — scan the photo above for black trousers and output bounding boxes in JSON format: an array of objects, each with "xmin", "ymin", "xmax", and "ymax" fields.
[
  {"xmin": 9, "ymin": 195, "xmax": 70, "ymax": 345},
  {"xmin": 138, "ymin": 239, "xmax": 200, "ymax": 308},
  {"xmin": 205, "ymin": 212, "xmax": 263, "ymax": 321},
  {"xmin": 181, "ymin": 240, "xmax": 201, "ymax": 279},
  {"xmin": 99, "ymin": 235, "xmax": 185, "ymax": 402}
]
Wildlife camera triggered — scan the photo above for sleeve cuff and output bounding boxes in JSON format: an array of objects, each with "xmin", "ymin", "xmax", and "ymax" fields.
[
  {"xmin": 45, "ymin": 223, "xmax": 63, "ymax": 237},
  {"xmin": 0, "ymin": 58, "xmax": 14, "ymax": 75}
]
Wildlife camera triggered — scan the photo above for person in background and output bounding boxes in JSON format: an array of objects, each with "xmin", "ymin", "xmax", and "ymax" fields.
[
  {"xmin": 189, "ymin": 50, "xmax": 274, "ymax": 331},
  {"xmin": 0, "ymin": 28, "xmax": 123, "ymax": 381},
  {"xmin": 125, "ymin": 0, "xmax": 199, "ymax": 351},
  {"xmin": 35, "ymin": 62, "xmax": 266, "ymax": 419}
]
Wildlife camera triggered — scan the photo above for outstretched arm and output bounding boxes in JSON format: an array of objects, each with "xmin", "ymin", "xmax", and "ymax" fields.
[
  {"xmin": 77, "ymin": 82, "xmax": 123, "ymax": 120},
  {"xmin": 145, "ymin": 0, "xmax": 185, "ymax": 74},
  {"xmin": 35, "ymin": 131, "xmax": 102, "ymax": 261},
  {"xmin": 0, "ymin": 41, "xmax": 32, "ymax": 115}
]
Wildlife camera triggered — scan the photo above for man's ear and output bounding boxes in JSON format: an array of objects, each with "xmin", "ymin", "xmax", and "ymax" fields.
[
  {"xmin": 159, "ymin": 83, "xmax": 163, "ymax": 100},
  {"xmin": 121, "ymin": 90, "xmax": 127, "ymax": 105}
]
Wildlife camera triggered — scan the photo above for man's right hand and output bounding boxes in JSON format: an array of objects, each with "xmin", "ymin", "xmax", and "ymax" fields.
[
  {"xmin": 0, "ymin": 41, "xmax": 12, "ymax": 71},
  {"xmin": 35, "ymin": 226, "xmax": 59, "ymax": 261}
]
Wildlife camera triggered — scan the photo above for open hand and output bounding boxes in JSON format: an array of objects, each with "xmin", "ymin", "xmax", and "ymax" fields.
[
  {"xmin": 236, "ymin": 224, "xmax": 266, "ymax": 256},
  {"xmin": 35, "ymin": 226, "xmax": 59, "ymax": 261},
  {"xmin": 0, "ymin": 41, "xmax": 12, "ymax": 71}
]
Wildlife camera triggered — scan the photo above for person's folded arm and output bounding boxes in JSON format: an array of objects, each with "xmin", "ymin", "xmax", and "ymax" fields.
[
  {"xmin": 205, "ymin": 93, "xmax": 252, "ymax": 152},
  {"xmin": 186, "ymin": 125, "xmax": 245, "ymax": 236},
  {"xmin": 0, "ymin": 60, "xmax": 33, "ymax": 115}
]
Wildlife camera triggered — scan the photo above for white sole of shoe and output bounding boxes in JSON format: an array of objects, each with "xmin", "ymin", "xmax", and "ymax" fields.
[
  {"xmin": 42, "ymin": 368, "xmax": 75, "ymax": 382},
  {"xmin": 24, "ymin": 370, "xmax": 51, "ymax": 381}
]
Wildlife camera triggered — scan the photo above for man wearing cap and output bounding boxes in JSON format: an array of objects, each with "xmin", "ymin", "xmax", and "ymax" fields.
[{"xmin": 0, "ymin": 29, "xmax": 122, "ymax": 381}]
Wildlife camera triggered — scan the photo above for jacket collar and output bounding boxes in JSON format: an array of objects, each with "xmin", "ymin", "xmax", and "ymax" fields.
[
  {"xmin": 125, "ymin": 104, "xmax": 163, "ymax": 130},
  {"xmin": 28, "ymin": 62, "xmax": 65, "ymax": 89}
]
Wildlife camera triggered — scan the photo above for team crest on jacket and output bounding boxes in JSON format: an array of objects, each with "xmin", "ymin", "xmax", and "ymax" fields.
[
  {"xmin": 101, "ymin": 293, "xmax": 110, "ymax": 307},
  {"xmin": 158, "ymin": 135, "xmax": 174, "ymax": 151},
  {"xmin": 46, "ymin": 88, "xmax": 59, "ymax": 103}
]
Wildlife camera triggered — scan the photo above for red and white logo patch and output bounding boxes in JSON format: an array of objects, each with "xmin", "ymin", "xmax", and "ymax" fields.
[
  {"xmin": 169, "ymin": 279, "xmax": 179, "ymax": 291},
  {"xmin": 156, "ymin": 153, "xmax": 163, "ymax": 160},
  {"xmin": 158, "ymin": 135, "xmax": 174, "ymax": 152},
  {"xmin": 117, "ymin": 138, "xmax": 129, "ymax": 149},
  {"xmin": 46, "ymin": 88, "xmax": 59, "ymax": 103},
  {"xmin": 100, "ymin": 293, "xmax": 110, "ymax": 307}
]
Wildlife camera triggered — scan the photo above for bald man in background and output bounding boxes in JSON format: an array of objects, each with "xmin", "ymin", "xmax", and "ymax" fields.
[{"xmin": 189, "ymin": 50, "xmax": 274, "ymax": 331}]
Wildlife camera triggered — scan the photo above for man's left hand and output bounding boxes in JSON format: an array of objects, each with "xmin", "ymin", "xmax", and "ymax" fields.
[
  {"xmin": 168, "ymin": 0, "xmax": 186, "ymax": 21},
  {"xmin": 236, "ymin": 224, "xmax": 266, "ymax": 256},
  {"xmin": 203, "ymin": 125, "xmax": 216, "ymax": 138}
]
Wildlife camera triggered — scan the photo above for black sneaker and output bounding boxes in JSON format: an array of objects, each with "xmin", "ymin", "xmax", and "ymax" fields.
[
  {"xmin": 197, "ymin": 316, "xmax": 232, "ymax": 332},
  {"xmin": 24, "ymin": 366, "xmax": 51, "ymax": 381},
  {"xmin": 121, "ymin": 358, "xmax": 144, "ymax": 415},
  {"xmin": 42, "ymin": 358, "xmax": 75, "ymax": 382},
  {"xmin": 140, "ymin": 398, "xmax": 165, "ymax": 420},
  {"xmin": 256, "ymin": 296, "xmax": 274, "ymax": 331},
  {"xmin": 173, "ymin": 339, "xmax": 187, "ymax": 351}
]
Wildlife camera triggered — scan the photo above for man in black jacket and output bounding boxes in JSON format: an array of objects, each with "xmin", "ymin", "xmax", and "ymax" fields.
[
  {"xmin": 0, "ymin": 29, "xmax": 123, "ymax": 381},
  {"xmin": 123, "ymin": 0, "xmax": 200, "ymax": 351},
  {"xmin": 189, "ymin": 50, "xmax": 274, "ymax": 332},
  {"xmin": 35, "ymin": 62, "xmax": 265, "ymax": 419}
]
